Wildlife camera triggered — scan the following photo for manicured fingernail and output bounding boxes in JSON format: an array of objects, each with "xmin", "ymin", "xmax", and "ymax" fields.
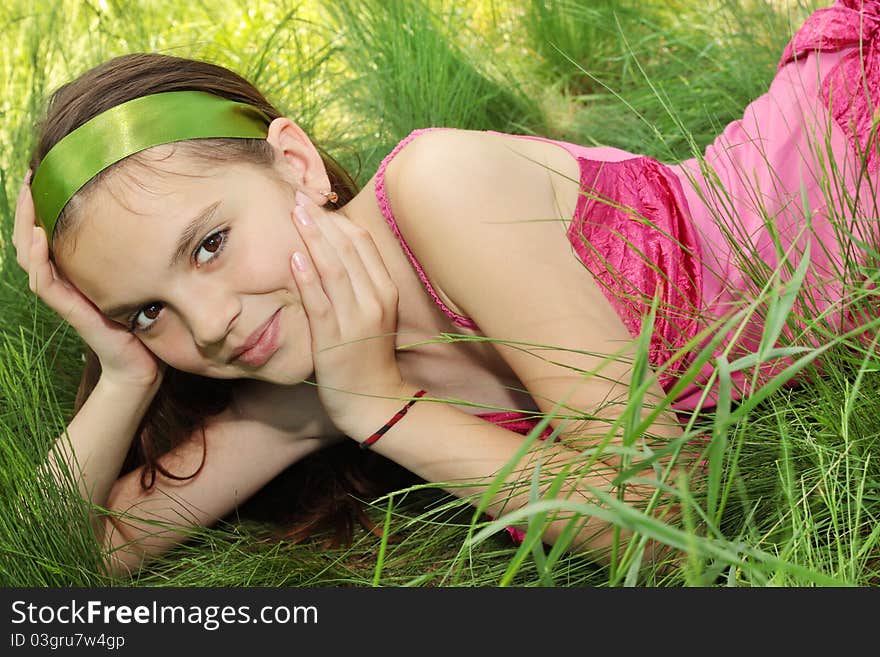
[
  {"xmin": 294, "ymin": 204, "xmax": 312, "ymax": 226},
  {"xmin": 24, "ymin": 170, "xmax": 32, "ymax": 185},
  {"xmin": 292, "ymin": 251, "xmax": 309, "ymax": 271},
  {"xmin": 295, "ymin": 190, "xmax": 309, "ymax": 206}
]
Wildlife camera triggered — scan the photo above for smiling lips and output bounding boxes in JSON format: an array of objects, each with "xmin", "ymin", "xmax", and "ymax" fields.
[{"xmin": 230, "ymin": 309, "xmax": 282, "ymax": 366}]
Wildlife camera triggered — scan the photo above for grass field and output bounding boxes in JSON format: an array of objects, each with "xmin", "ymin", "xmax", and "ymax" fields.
[{"xmin": 6, "ymin": 0, "xmax": 880, "ymax": 587}]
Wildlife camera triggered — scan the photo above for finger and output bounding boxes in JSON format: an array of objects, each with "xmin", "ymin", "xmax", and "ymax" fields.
[
  {"xmin": 293, "ymin": 202, "xmax": 360, "ymax": 317},
  {"xmin": 304, "ymin": 203, "xmax": 377, "ymax": 303},
  {"xmin": 14, "ymin": 172, "xmax": 36, "ymax": 271},
  {"xmin": 326, "ymin": 213, "xmax": 398, "ymax": 310},
  {"xmin": 319, "ymin": 214, "xmax": 398, "ymax": 332},
  {"xmin": 28, "ymin": 226, "xmax": 91, "ymax": 329},
  {"xmin": 290, "ymin": 245, "xmax": 340, "ymax": 343},
  {"xmin": 304, "ymin": 204, "xmax": 394, "ymax": 334},
  {"xmin": 28, "ymin": 227, "xmax": 55, "ymax": 296},
  {"xmin": 28, "ymin": 227, "xmax": 71, "ymax": 311}
]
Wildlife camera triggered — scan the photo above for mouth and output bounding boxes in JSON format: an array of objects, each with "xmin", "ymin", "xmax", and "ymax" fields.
[{"xmin": 229, "ymin": 309, "xmax": 282, "ymax": 366}]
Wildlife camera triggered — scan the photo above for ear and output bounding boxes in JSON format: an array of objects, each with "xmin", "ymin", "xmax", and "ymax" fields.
[{"xmin": 265, "ymin": 117, "xmax": 333, "ymax": 205}]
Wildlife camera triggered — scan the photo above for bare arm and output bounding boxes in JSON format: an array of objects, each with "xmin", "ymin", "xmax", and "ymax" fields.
[
  {"xmin": 43, "ymin": 376, "xmax": 162, "ymax": 547},
  {"xmin": 357, "ymin": 129, "xmax": 687, "ymax": 558},
  {"xmin": 101, "ymin": 408, "xmax": 339, "ymax": 579},
  {"xmin": 45, "ymin": 377, "xmax": 342, "ymax": 579}
]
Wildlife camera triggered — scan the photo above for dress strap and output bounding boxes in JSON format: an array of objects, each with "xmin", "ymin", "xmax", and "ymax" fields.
[{"xmin": 374, "ymin": 128, "xmax": 479, "ymax": 330}]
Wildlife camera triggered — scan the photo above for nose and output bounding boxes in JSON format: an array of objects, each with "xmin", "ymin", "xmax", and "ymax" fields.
[{"xmin": 179, "ymin": 284, "xmax": 239, "ymax": 351}]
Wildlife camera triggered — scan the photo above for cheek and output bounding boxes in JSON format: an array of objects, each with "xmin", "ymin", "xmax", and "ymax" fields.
[
  {"xmin": 141, "ymin": 335, "xmax": 197, "ymax": 372},
  {"xmin": 147, "ymin": 335, "xmax": 232, "ymax": 377},
  {"xmin": 231, "ymin": 230, "xmax": 299, "ymax": 291}
]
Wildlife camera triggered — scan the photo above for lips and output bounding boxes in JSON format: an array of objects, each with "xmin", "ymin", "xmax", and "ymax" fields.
[{"xmin": 229, "ymin": 310, "xmax": 280, "ymax": 363}]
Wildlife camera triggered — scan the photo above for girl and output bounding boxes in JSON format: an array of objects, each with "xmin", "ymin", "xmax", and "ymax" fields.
[{"xmin": 12, "ymin": 0, "xmax": 878, "ymax": 579}]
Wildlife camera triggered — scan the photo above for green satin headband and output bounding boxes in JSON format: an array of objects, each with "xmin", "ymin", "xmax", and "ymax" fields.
[{"xmin": 31, "ymin": 90, "xmax": 271, "ymax": 242}]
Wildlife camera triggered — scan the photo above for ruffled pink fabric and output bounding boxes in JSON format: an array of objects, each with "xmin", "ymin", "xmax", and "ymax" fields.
[
  {"xmin": 472, "ymin": 412, "xmax": 555, "ymax": 545},
  {"xmin": 568, "ymin": 157, "xmax": 703, "ymax": 393},
  {"xmin": 662, "ymin": 0, "xmax": 880, "ymax": 411},
  {"xmin": 472, "ymin": 411, "xmax": 556, "ymax": 440},
  {"xmin": 779, "ymin": 0, "xmax": 880, "ymax": 174}
]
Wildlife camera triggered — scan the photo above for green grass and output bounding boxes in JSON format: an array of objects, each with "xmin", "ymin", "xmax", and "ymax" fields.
[{"xmin": 5, "ymin": 0, "xmax": 880, "ymax": 587}]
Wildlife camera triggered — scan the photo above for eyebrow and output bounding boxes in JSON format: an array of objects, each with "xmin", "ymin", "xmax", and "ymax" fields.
[{"xmin": 101, "ymin": 201, "xmax": 222, "ymax": 321}]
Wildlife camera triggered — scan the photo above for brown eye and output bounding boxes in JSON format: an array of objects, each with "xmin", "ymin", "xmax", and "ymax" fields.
[
  {"xmin": 128, "ymin": 302, "xmax": 164, "ymax": 333},
  {"xmin": 203, "ymin": 234, "xmax": 222, "ymax": 252},
  {"xmin": 194, "ymin": 229, "xmax": 229, "ymax": 266}
]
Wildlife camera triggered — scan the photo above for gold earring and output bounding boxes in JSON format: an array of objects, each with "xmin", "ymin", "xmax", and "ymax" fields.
[{"xmin": 321, "ymin": 189, "xmax": 339, "ymax": 204}]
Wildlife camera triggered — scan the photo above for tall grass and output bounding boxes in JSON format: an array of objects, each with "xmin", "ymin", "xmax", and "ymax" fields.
[
  {"xmin": 4, "ymin": 0, "xmax": 880, "ymax": 587},
  {"xmin": 325, "ymin": 0, "xmax": 546, "ymax": 173}
]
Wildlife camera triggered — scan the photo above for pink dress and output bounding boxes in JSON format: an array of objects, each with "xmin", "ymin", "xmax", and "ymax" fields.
[
  {"xmin": 374, "ymin": 0, "xmax": 880, "ymax": 543},
  {"xmin": 668, "ymin": 0, "xmax": 880, "ymax": 411}
]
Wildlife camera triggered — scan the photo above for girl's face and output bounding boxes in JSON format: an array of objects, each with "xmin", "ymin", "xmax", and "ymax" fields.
[{"xmin": 57, "ymin": 145, "xmax": 315, "ymax": 385}]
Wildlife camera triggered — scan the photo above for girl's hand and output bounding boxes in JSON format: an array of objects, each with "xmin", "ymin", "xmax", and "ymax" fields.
[
  {"xmin": 289, "ymin": 191, "xmax": 408, "ymax": 437},
  {"xmin": 12, "ymin": 172, "xmax": 165, "ymax": 390}
]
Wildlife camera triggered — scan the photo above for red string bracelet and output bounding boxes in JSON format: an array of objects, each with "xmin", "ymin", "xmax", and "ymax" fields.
[{"xmin": 360, "ymin": 389, "xmax": 428, "ymax": 450}]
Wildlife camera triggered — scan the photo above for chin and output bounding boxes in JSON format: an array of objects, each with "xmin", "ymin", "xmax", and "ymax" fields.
[
  {"xmin": 239, "ymin": 353, "xmax": 313, "ymax": 386},
  {"xmin": 262, "ymin": 365, "xmax": 314, "ymax": 386}
]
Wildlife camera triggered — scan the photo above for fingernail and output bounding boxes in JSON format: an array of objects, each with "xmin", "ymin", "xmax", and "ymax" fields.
[
  {"xmin": 294, "ymin": 204, "xmax": 312, "ymax": 226},
  {"xmin": 292, "ymin": 251, "xmax": 309, "ymax": 271},
  {"xmin": 24, "ymin": 169, "xmax": 32, "ymax": 185},
  {"xmin": 295, "ymin": 190, "xmax": 310, "ymax": 206}
]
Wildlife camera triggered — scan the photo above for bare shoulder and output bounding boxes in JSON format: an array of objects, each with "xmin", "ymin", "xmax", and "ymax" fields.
[
  {"xmin": 377, "ymin": 128, "xmax": 583, "ymax": 318},
  {"xmin": 384, "ymin": 128, "xmax": 580, "ymax": 222}
]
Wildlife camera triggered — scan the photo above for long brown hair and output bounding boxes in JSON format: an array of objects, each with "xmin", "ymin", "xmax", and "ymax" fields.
[{"xmin": 30, "ymin": 53, "xmax": 418, "ymax": 552}]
